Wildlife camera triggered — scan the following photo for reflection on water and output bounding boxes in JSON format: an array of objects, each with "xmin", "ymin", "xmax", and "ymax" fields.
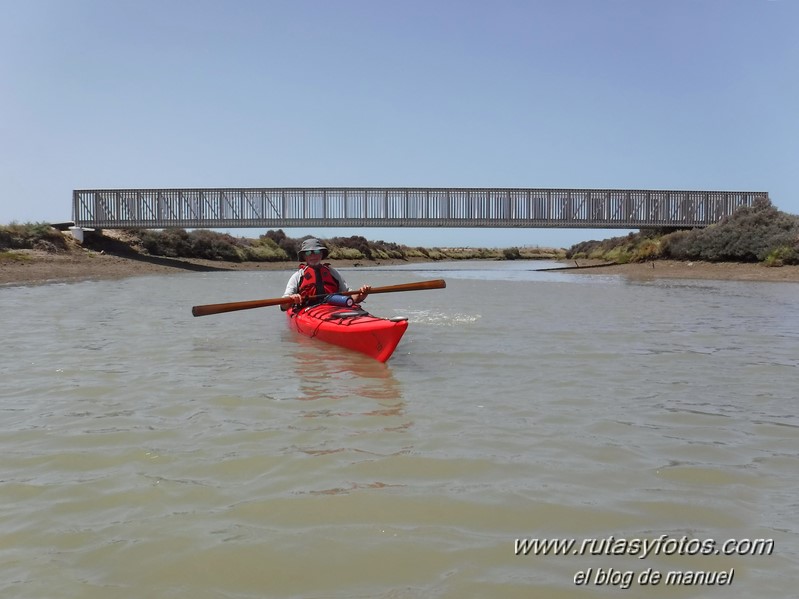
[
  {"xmin": 279, "ymin": 330, "xmax": 413, "ymax": 498},
  {"xmin": 0, "ymin": 266, "xmax": 797, "ymax": 598},
  {"xmin": 285, "ymin": 330, "xmax": 401, "ymax": 401}
]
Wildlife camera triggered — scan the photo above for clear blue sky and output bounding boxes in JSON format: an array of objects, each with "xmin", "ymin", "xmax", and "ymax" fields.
[{"xmin": 2, "ymin": 0, "xmax": 796, "ymax": 248}]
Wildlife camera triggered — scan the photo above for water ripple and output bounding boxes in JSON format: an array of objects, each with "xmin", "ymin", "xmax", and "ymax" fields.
[{"xmin": 0, "ymin": 269, "xmax": 796, "ymax": 597}]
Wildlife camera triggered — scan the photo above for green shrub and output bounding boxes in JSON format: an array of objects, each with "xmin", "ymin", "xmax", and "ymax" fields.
[
  {"xmin": 631, "ymin": 239, "xmax": 661, "ymax": 262},
  {"xmin": 255, "ymin": 236, "xmax": 281, "ymax": 251},
  {"xmin": 658, "ymin": 229, "xmax": 698, "ymax": 259},
  {"xmin": 0, "ymin": 222, "xmax": 68, "ymax": 251},
  {"xmin": 659, "ymin": 198, "xmax": 799, "ymax": 263},
  {"xmin": 566, "ymin": 232, "xmax": 639, "ymax": 260},
  {"xmin": 262, "ymin": 230, "xmax": 300, "ymax": 258},
  {"xmin": 518, "ymin": 246, "xmax": 565, "ymax": 259},
  {"xmin": 567, "ymin": 199, "xmax": 799, "ymax": 264},
  {"xmin": 604, "ymin": 247, "xmax": 633, "ymax": 264},
  {"xmin": 140, "ymin": 229, "xmax": 238, "ymax": 261},
  {"xmin": 423, "ymin": 249, "xmax": 447, "ymax": 260},
  {"xmin": 384, "ymin": 248, "xmax": 405, "ymax": 259},
  {"xmin": 329, "ymin": 247, "xmax": 365, "ymax": 260},
  {"xmin": 242, "ymin": 244, "xmax": 290, "ymax": 261},
  {"xmin": 142, "ymin": 229, "xmax": 190, "ymax": 257},
  {"xmin": 764, "ymin": 245, "xmax": 799, "ymax": 267},
  {"xmin": 189, "ymin": 230, "xmax": 242, "ymax": 261},
  {"xmin": 329, "ymin": 235, "xmax": 373, "ymax": 259}
]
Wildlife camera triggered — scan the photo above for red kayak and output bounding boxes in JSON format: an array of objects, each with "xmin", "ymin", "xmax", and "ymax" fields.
[{"xmin": 286, "ymin": 303, "xmax": 409, "ymax": 362}]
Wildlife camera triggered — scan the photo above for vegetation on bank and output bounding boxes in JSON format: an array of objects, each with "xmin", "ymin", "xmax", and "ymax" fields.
[
  {"xmin": 135, "ymin": 229, "xmax": 563, "ymax": 262},
  {"xmin": 0, "ymin": 222, "xmax": 70, "ymax": 253},
  {"xmin": 567, "ymin": 198, "xmax": 799, "ymax": 266},
  {"xmin": 3, "ymin": 198, "xmax": 796, "ymax": 266},
  {"xmin": 0, "ymin": 223, "xmax": 562, "ymax": 262}
]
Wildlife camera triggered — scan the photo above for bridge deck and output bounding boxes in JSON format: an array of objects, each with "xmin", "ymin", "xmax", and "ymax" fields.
[{"xmin": 72, "ymin": 188, "xmax": 766, "ymax": 229}]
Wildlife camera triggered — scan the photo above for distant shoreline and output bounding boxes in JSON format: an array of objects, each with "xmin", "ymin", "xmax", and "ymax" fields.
[
  {"xmin": 2, "ymin": 248, "xmax": 799, "ymax": 287},
  {"xmin": 548, "ymin": 259, "xmax": 799, "ymax": 283},
  {"xmin": 0, "ymin": 249, "xmax": 439, "ymax": 287}
]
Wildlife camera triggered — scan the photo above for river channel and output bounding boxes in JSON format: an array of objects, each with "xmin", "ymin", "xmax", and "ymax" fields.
[{"xmin": 1, "ymin": 261, "xmax": 796, "ymax": 597}]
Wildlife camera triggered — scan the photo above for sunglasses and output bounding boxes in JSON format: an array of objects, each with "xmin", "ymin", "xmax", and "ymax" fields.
[{"xmin": 303, "ymin": 249, "xmax": 324, "ymax": 255}]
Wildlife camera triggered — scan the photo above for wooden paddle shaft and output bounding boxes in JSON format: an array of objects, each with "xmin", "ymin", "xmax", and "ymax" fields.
[
  {"xmin": 191, "ymin": 278, "xmax": 446, "ymax": 317},
  {"xmin": 192, "ymin": 296, "xmax": 290, "ymax": 317},
  {"xmin": 335, "ymin": 279, "xmax": 446, "ymax": 297}
]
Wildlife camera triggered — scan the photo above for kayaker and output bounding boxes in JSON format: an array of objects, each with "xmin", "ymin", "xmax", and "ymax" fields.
[{"xmin": 282, "ymin": 238, "xmax": 371, "ymax": 308}]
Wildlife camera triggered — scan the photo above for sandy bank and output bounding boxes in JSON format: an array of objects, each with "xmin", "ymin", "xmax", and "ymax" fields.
[
  {"xmin": 555, "ymin": 259, "xmax": 799, "ymax": 283},
  {"xmin": 0, "ymin": 249, "xmax": 427, "ymax": 287}
]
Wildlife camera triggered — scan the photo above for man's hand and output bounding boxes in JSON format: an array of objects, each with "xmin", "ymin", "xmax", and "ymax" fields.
[{"xmin": 353, "ymin": 284, "xmax": 371, "ymax": 303}]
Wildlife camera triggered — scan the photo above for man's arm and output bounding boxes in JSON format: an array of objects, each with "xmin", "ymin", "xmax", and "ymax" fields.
[
  {"xmin": 281, "ymin": 271, "xmax": 303, "ymax": 311},
  {"xmin": 283, "ymin": 270, "xmax": 301, "ymax": 297},
  {"xmin": 328, "ymin": 267, "xmax": 370, "ymax": 303}
]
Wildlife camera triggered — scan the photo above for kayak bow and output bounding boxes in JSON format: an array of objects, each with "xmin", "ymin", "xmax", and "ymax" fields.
[{"xmin": 286, "ymin": 303, "xmax": 409, "ymax": 362}]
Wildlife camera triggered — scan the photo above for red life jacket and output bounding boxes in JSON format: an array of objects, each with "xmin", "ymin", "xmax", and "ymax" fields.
[{"xmin": 298, "ymin": 263, "xmax": 340, "ymax": 301}]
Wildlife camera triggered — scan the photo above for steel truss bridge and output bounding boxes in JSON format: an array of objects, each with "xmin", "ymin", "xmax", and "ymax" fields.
[{"xmin": 72, "ymin": 188, "xmax": 767, "ymax": 230}]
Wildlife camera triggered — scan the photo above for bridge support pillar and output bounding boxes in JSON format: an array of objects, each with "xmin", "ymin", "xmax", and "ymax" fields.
[{"xmin": 68, "ymin": 226, "xmax": 85, "ymax": 243}]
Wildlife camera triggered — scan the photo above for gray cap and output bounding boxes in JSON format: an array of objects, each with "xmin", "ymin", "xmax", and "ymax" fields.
[{"xmin": 298, "ymin": 238, "xmax": 328, "ymax": 259}]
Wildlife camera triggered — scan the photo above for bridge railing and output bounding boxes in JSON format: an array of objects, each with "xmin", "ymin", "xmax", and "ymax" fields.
[{"xmin": 72, "ymin": 188, "xmax": 767, "ymax": 229}]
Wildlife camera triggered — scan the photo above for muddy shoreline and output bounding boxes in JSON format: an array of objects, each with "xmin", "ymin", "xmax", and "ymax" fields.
[
  {"xmin": 546, "ymin": 259, "xmax": 799, "ymax": 282},
  {"xmin": 2, "ymin": 248, "xmax": 799, "ymax": 287},
  {"xmin": 0, "ymin": 249, "xmax": 436, "ymax": 287}
]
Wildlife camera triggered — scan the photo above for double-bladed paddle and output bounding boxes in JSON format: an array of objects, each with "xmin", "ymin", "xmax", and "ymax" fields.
[{"xmin": 191, "ymin": 278, "xmax": 446, "ymax": 317}]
